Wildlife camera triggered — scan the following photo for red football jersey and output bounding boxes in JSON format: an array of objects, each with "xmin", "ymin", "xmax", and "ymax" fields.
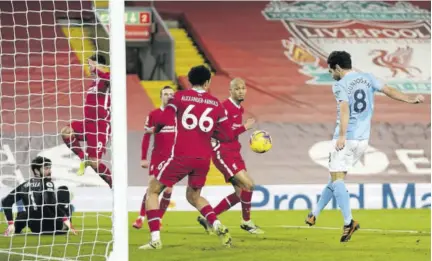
[
  {"xmin": 218, "ymin": 98, "xmax": 247, "ymax": 151},
  {"xmin": 162, "ymin": 88, "xmax": 232, "ymax": 159},
  {"xmin": 141, "ymin": 107, "xmax": 176, "ymax": 160},
  {"xmin": 84, "ymin": 69, "xmax": 111, "ymax": 122}
]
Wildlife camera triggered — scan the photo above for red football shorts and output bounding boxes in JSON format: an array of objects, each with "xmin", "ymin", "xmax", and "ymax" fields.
[
  {"xmin": 71, "ymin": 120, "xmax": 110, "ymax": 159},
  {"xmin": 212, "ymin": 149, "xmax": 246, "ymax": 183},
  {"xmin": 149, "ymin": 153, "xmax": 170, "ymax": 177},
  {"xmin": 154, "ymin": 157, "xmax": 210, "ymax": 189}
]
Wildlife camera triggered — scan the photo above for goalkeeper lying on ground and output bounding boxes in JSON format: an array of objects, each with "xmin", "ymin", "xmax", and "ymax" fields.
[{"xmin": 1, "ymin": 156, "xmax": 76, "ymax": 236}]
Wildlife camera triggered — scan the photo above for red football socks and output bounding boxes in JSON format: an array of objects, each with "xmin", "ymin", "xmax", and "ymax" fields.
[
  {"xmin": 200, "ymin": 205, "xmax": 217, "ymax": 225},
  {"xmin": 146, "ymin": 209, "xmax": 161, "ymax": 232},
  {"xmin": 240, "ymin": 190, "xmax": 253, "ymax": 221},
  {"xmin": 94, "ymin": 163, "xmax": 112, "ymax": 188},
  {"xmin": 214, "ymin": 193, "xmax": 240, "ymax": 216},
  {"xmin": 159, "ymin": 191, "xmax": 172, "ymax": 218}
]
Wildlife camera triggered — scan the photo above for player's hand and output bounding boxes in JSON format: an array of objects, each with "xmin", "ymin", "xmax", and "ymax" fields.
[
  {"xmin": 88, "ymin": 58, "xmax": 97, "ymax": 72},
  {"xmin": 335, "ymin": 136, "xmax": 346, "ymax": 151},
  {"xmin": 62, "ymin": 217, "xmax": 78, "ymax": 235},
  {"xmin": 141, "ymin": 160, "xmax": 149, "ymax": 168},
  {"xmin": 244, "ymin": 118, "xmax": 256, "ymax": 130},
  {"xmin": 4, "ymin": 221, "xmax": 15, "ymax": 237},
  {"xmin": 412, "ymin": 95, "xmax": 424, "ymax": 104}
]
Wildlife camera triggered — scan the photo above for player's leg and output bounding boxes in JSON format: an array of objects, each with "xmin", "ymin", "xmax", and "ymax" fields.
[
  {"xmin": 198, "ymin": 184, "xmax": 241, "ymax": 235},
  {"xmin": 27, "ymin": 219, "xmax": 43, "ymax": 234},
  {"xmin": 306, "ymin": 176, "xmax": 334, "ymax": 226},
  {"xmin": 329, "ymin": 140, "xmax": 362, "ymax": 242},
  {"xmin": 331, "ymin": 171, "xmax": 359, "ymax": 242},
  {"xmin": 188, "ymin": 159, "xmax": 231, "ymax": 247},
  {"xmin": 197, "ymin": 153, "xmax": 240, "ymax": 234},
  {"xmin": 211, "ymin": 152, "xmax": 241, "ymax": 216},
  {"xmin": 134, "ymin": 156, "xmax": 156, "ymax": 228},
  {"xmin": 159, "ymin": 186, "xmax": 173, "ymax": 219},
  {"xmin": 133, "ymin": 188, "xmax": 148, "ymax": 229},
  {"xmin": 61, "ymin": 121, "xmax": 85, "ymax": 160},
  {"xmin": 139, "ymin": 177, "xmax": 166, "ymax": 250},
  {"xmin": 231, "ymin": 170, "xmax": 264, "ymax": 234},
  {"xmin": 57, "ymin": 186, "xmax": 73, "ymax": 220},
  {"xmin": 186, "ymin": 186, "xmax": 232, "ymax": 247},
  {"xmin": 85, "ymin": 122, "xmax": 112, "ymax": 187},
  {"xmin": 134, "ymin": 154, "xmax": 173, "ymax": 229},
  {"xmin": 134, "ymin": 179, "xmax": 172, "ymax": 229},
  {"xmin": 87, "ymin": 157, "xmax": 112, "ymax": 187},
  {"xmin": 213, "ymin": 184, "xmax": 241, "ymax": 216}
]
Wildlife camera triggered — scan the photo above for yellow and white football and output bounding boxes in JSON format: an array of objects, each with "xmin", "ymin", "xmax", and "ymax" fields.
[{"xmin": 249, "ymin": 130, "xmax": 272, "ymax": 153}]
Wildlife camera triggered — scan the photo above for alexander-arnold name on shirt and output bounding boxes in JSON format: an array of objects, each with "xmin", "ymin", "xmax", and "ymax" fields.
[{"xmin": 181, "ymin": 95, "xmax": 219, "ymax": 106}]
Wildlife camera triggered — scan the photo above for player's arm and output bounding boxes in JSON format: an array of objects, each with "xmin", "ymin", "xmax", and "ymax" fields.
[
  {"xmin": 214, "ymin": 104, "xmax": 235, "ymax": 142},
  {"xmin": 370, "ymin": 74, "xmax": 423, "ymax": 104},
  {"xmin": 233, "ymin": 125, "xmax": 246, "ymax": 137},
  {"xmin": 381, "ymin": 86, "xmax": 424, "ymax": 104},
  {"xmin": 43, "ymin": 181, "xmax": 77, "ymax": 235},
  {"xmin": 1, "ymin": 183, "xmax": 25, "ymax": 236},
  {"xmin": 1, "ymin": 185, "xmax": 22, "ymax": 222},
  {"xmin": 334, "ymin": 83, "xmax": 350, "ymax": 138},
  {"xmin": 215, "ymin": 117, "xmax": 235, "ymax": 142},
  {"xmin": 141, "ymin": 114, "xmax": 153, "ymax": 166},
  {"xmin": 338, "ymin": 101, "xmax": 349, "ymax": 137},
  {"xmin": 43, "ymin": 181, "xmax": 66, "ymax": 216},
  {"xmin": 233, "ymin": 118, "xmax": 255, "ymax": 136}
]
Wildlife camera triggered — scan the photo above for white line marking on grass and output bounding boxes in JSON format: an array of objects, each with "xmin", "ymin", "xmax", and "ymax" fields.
[
  {"xmin": 169, "ymin": 225, "xmax": 430, "ymax": 234},
  {"xmin": 280, "ymin": 225, "xmax": 430, "ymax": 234},
  {"xmin": 0, "ymin": 249, "xmax": 76, "ymax": 261}
]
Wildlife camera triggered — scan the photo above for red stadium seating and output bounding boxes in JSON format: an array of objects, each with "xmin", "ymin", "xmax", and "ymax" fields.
[
  {"xmin": 0, "ymin": 1, "xmax": 94, "ymax": 134},
  {"xmin": 131, "ymin": 1, "xmax": 431, "ymax": 124}
]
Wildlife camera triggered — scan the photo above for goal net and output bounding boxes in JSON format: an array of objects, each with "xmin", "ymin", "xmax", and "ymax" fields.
[{"xmin": 0, "ymin": 1, "xmax": 127, "ymax": 260}]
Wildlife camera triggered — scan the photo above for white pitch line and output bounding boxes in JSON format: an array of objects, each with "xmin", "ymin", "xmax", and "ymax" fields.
[
  {"xmin": 280, "ymin": 225, "xmax": 430, "ymax": 234},
  {"xmin": 168, "ymin": 225, "xmax": 430, "ymax": 234},
  {"xmin": 0, "ymin": 250, "xmax": 76, "ymax": 261}
]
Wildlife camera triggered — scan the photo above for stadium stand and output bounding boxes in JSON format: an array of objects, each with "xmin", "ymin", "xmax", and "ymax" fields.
[
  {"xmin": 128, "ymin": 1, "xmax": 430, "ymax": 185},
  {"xmin": 0, "ymin": 1, "xmax": 94, "ymax": 134},
  {"xmin": 136, "ymin": 1, "xmax": 431, "ymax": 124}
]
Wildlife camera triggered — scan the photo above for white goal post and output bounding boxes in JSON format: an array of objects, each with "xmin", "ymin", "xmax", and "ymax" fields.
[{"xmin": 108, "ymin": 0, "xmax": 129, "ymax": 260}]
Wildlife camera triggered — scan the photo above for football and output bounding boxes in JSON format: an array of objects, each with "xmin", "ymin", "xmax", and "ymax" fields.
[{"xmin": 249, "ymin": 130, "xmax": 272, "ymax": 153}]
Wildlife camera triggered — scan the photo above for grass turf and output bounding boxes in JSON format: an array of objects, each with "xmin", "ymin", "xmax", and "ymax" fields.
[{"xmin": 0, "ymin": 209, "xmax": 430, "ymax": 261}]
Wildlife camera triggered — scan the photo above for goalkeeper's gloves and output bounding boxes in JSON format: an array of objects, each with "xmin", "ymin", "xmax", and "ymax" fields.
[
  {"xmin": 62, "ymin": 217, "xmax": 77, "ymax": 235},
  {"xmin": 4, "ymin": 221, "xmax": 15, "ymax": 237}
]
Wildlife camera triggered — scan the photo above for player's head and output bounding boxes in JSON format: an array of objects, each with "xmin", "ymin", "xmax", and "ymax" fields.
[
  {"xmin": 160, "ymin": 86, "xmax": 175, "ymax": 106},
  {"xmin": 229, "ymin": 78, "xmax": 246, "ymax": 102},
  {"xmin": 89, "ymin": 54, "xmax": 107, "ymax": 66},
  {"xmin": 327, "ymin": 51, "xmax": 352, "ymax": 81},
  {"xmin": 188, "ymin": 65, "xmax": 212, "ymax": 91},
  {"xmin": 31, "ymin": 156, "xmax": 52, "ymax": 179},
  {"xmin": 88, "ymin": 54, "xmax": 107, "ymax": 74}
]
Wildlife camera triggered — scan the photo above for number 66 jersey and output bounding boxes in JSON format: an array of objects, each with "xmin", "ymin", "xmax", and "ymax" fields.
[{"xmin": 153, "ymin": 88, "xmax": 234, "ymax": 189}]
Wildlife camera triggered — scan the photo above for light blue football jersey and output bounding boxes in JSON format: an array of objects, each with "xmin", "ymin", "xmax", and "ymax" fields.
[{"xmin": 332, "ymin": 72, "xmax": 383, "ymax": 140}]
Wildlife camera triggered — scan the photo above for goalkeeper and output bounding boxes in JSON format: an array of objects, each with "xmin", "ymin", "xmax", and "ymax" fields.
[{"xmin": 1, "ymin": 156, "xmax": 76, "ymax": 236}]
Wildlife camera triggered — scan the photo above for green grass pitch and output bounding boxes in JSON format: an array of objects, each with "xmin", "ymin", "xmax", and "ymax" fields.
[{"xmin": 0, "ymin": 209, "xmax": 430, "ymax": 261}]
